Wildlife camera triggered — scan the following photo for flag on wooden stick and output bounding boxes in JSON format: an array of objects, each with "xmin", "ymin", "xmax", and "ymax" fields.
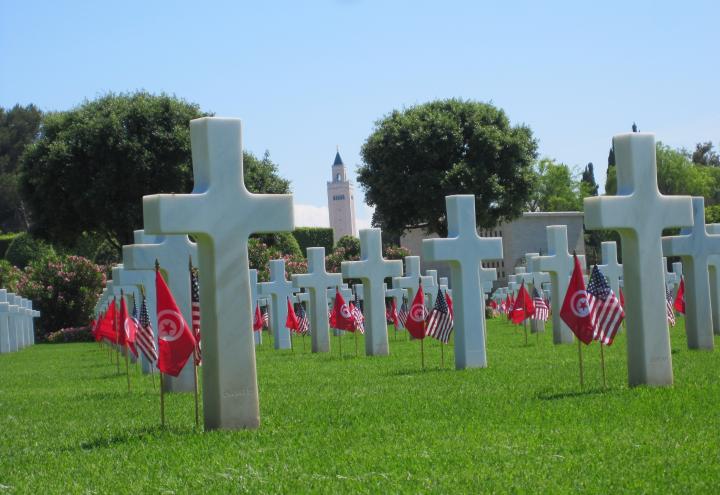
[
  {"xmin": 587, "ymin": 265, "xmax": 625, "ymax": 345},
  {"xmin": 155, "ymin": 268, "xmax": 196, "ymax": 377}
]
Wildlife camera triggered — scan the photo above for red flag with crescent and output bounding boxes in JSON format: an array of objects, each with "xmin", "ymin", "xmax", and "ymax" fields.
[
  {"xmin": 404, "ymin": 284, "xmax": 428, "ymax": 339},
  {"xmin": 331, "ymin": 288, "xmax": 355, "ymax": 331},
  {"xmin": 560, "ymin": 255, "xmax": 594, "ymax": 344},
  {"xmin": 155, "ymin": 269, "xmax": 196, "ymax": 377}
]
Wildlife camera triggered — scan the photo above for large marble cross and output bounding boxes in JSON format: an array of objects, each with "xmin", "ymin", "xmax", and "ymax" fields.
[
  {"xmin": 392, "ymin": 256, "xmax": 434, "ymax": 303},
  {"xmin": 341, "ymin": 228, "xmax": 402, "ymax": 355},
  {"xmin": 585, "ymin": 133, "xmax": 693, "ymax": 386},
  {"xmin": 258, "ymin": 259, "xmax": 296, "ymax": 350},
  {"xmin": 663, "ymin": 258, "xmax": 677, "ymax": 290},
  {"xmin": 123, "ymin": 234, "xmax": 198, "ymax": 391},
  {"xmin": 598, "ymin": 241, "xmax": 623, "ymax": 296},
  {"xmin": 706, "ymin": 224, "xmax": 720, "ymax": 336},
  {"xmin": 422, "ymin": 195, "xmax": 503, "ymax": 369},
  {"xmin": 293, "ymin": 247, "xmax": 342, "ymax": 353},
  {"xmin": 142, "ymin": 118, "xmax": 293, "ymax": 430},
  {"xmin": 536, "ymin": 225, "xmax": 580, "ymax": 344},
  {"xmin": 662, "ymin": 197, "xmax": 720, "ymax": 350}
]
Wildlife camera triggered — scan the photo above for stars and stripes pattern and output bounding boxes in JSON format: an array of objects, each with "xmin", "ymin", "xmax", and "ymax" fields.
[
  {"xmin": 262, "ymin": 307, "xmax": 269, "ymax": 328},
  {"xmin": 297, "ymin": 303, "xmax": 310, "ymax": 335},
  {"xmin": 351, "ymin": 293, "xmax": 365, "ymax": 334},
  {"xmin": 531, "ymin": 287, "xmax": 549, "ymax": 321},
  {"xmin": 426, "ymin": 287, "xmax": 454, "ymax": 344},
  {"xmin": 190, "ymin": 266, "xmax": 202, "ymax": 365},
  {"xmin": 398, "ymin": 298, "xmax": 409, "ymax": 329},
  {"xmin": 136, "ymin": 289, "xmax": 158, "ymax": 363},
  {"xmin": 587, "ymin": 265, "xmax": 625, "ymax": 346},
  {"xmin": 666, "ymin": 287, "xmax": 676, "ymax": 327}
]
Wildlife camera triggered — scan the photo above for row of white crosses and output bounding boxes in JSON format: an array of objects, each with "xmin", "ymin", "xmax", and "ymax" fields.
[{"xmin": 0, "ymin": 289, "xmax": 39, "ymax": 354}]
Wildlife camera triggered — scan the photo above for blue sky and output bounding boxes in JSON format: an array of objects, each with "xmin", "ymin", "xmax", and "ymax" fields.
[{"xmin": 2, "ymin": 0, "xmax": 718, "ymax": 228}]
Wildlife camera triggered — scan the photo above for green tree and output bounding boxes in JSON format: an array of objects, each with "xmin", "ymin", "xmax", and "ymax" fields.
[
  {"xmin": 691, "ymin": 141, "xmax": 720, "ymax": 167},
  {"xmin": 358, "ymin": 99, "xmax": 537, "ymax": 237},
  {"xmin": 19, "ymin": 92, "xmax": 290, "ymax": 252},
  {"xmin": 580, "ymin": 162, "xmax": 598, "ymax": 197},
  {"xmin": 528, "ymin": 158, "xmax": 582, "ymax": 211},
  {"xmin": 0, "ymin": 104, "xmax": 42, "ymax": 231},
  {"xmin": 335, "ymin": 235, "xmax": 360, "ymax": 257}
]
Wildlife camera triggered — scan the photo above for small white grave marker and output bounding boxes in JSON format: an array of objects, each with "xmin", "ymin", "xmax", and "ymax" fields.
[{"xmin": 258, "ymin": 259, "xmax": 296, "ymax": 350}]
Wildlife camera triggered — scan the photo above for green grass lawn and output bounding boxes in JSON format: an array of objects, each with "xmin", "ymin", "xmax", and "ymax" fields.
[{"xmin": 1, "ymin": 317, "xmax": 719, "ymax": 494}]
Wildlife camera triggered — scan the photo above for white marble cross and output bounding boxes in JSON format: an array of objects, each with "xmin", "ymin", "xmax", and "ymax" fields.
[
  {"xmin": 111, "ymin": 264, "xmax": 144, "ymax": 365},
  {"xmin": 536, "ymin": 225, "xmax": 582, "ymax": 345},
  {"xmin": 439, "ymin": 276, "xmax": 452, "ymax": 298},
  {"xmin": 258, "ymin": 259, "xmax": 296, "ymax": 350},
  {"xmin": 663, "ymin": 257, "xmax": 677, "ymax": 290},
  {"xmin": 384, "ymin": 286, "xmax": 407, "ymax": 316},
  {"xmin": 392, "ymin": 256, "xmax": 434, "ymax": 304},
  {"xmin": 585, "ymin": 133, "xmax": 693, "ymax": 386},
  {"xmin": 124, "ymin": 234, "xmax": 198, "ymax": 390},
  {"xmin": 0, "ymin": 290, "xmax": 10, "ymax": 353},
  {"xmin": 422, "ymin": 195, "xmax": 503, "ymax": 369},
  {"xmin": 341, "ymin": 229, "xmax": 402, "ymax": 355},
  {"xmin": 293, "ymin": 247, "xmax": 342, "ymax": 353},
  {"xmin": 598, "ymin": 241, "xmax": 623, "ymax": 296},
  {"xmin": 662, "ymin": 197, "xmax": 720, "ymax": 350},
  {"xmin": 142, "ymin": 118, "xmax": 294, "ymax": 430},
  {"xmin": 6, "ymin": 293, "xmax": 19, "ymax": 352},
  {"xmin": 424, "ymin": 270, "xmax": 440, "ymax": 307},
  {"xmin": 706, "ymin": 224, "xmax": 720, "ymax": 336}
]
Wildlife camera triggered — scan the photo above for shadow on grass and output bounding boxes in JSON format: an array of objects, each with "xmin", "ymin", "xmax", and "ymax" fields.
[
  {"xmin": 390, "ymin": 367, "xmax": 451, "ymax": 377},
  {"xmin": 72, "ymin": 424, "xmax": 196, "ymax": 452},
  {"xmin": 535, "ymin": 388, "xmax": 612, "ymax": 401}
]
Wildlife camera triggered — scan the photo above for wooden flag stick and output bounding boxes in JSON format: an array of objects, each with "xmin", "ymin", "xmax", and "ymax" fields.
[
  {"xmin": 354, "ymin": 330, "xmax": 358, "ymax": 356},
  {"xmin": 302, "ymin": 334, "xmax": 306, "ymax": 352},
  {"xmin": 193, "ymin": 362, "xmax": 200, "ymax": 428},
  {"xmin": 420, "ymin": 337, "xmax": 425, "ymax": 370},
  {"xmin": 600, "ymin": 342, "xmax": 607, "ymax": 389},
  {"xmin": 150, "ymin": 364, "xmax": 156, "ymax": 390},
  {"xmin": 125, "ymin": 348, "xmax": 130, "ymax": 393},
  {"xmin": 338, "ymin": 330, "xmax": 342, "ymax": 357},
  {"xmin": 523, "ymin": 319, "xmax": 528, "ymax": 345},
  {"xmin": 440, "ymin": 340, "xmax": 444, "ymax": 368},
  {"xmin": 160, "ymin": 372, "xmax": 166, "ymax": 427},
  {"xmin": 577, "ymin": 338, "xmax": 584, "ymax": 388}
]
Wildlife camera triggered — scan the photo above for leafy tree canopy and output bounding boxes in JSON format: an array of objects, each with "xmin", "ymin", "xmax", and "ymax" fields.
[
  {"xmin": 0, "ymin": 104, "xmax": 42, "ymax": 231},
  {"xmin": 358, "ymin": 99, "xmax": 538, "ymax": 236},
  {"xmin": 20, "ymin": 92, "xmax": 290, "ymax": 250},
  {"xmin": 527, "ymin": 158, "xmax": 583, "ymax": 212}
]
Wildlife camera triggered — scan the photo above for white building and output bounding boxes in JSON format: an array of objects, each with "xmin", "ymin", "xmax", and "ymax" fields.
[
  {"xmin": 326, "ymin": 150, "xmax": 357, "ymax": 243},
  {"xmin": 400, "ymin": 211, "xmax": 586, "ymax": 286}
]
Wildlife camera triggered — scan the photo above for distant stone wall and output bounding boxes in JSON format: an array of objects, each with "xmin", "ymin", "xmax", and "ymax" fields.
[{"xmin": 400, "ymin": 211, "xmax": 586, "ymax": 288}]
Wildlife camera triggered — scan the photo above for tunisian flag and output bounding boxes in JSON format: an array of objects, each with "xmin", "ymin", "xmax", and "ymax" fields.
[
  {"xmin": 331, "ymin": 288, "xmax": 356, "ymax": 331},
  {"xmin": 560, "ymin": 254, "xmax": 594, "ymax": 344},
  {"xmin": 155, "ymin": 270, "xmax": 196, "ymax": 377},
  {"xmin": 253, "ymin": 302, "xmax": 264, "ymax": 332},
  {"xmin": 405, "ymin": 284, "xmax": 427, "ymax": 339},
  {"xmin": 674, "ymin": 277, "xmax": 686, "ymax": 314},
  {"xmin": 285, "ymin": 297, "xmax": 300, "ymax": 332},
  {"xmin": 119, "ymin": 295, "xmax": 139, "ymax": 358},
  {"xmin": 510, "ymin": 282, "xmax": 535, "ymax": 324}
]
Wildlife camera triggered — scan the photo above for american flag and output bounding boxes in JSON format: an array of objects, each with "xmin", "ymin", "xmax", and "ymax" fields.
[
  {"xmin": 262, "ymin": 307, "xmax": 269, "ymax": 327},
  {"xmin": 666, "ymin": 287, "xmax": 676, "ymax": 327},
  {"xmin": 297, "ymin": 303, "xmax": 310, "ymax": 335},
  {"xmin": 398, "ymin": 298, "xmax": 409, "ymax": 329},
  {"xmin": 587, "ymin": 265, "xmax": 625, "ymax": 345},
  {"xmin": 136, "ymin": 289, "xmax": 158, "ymax": 363},
  {"xmin": 190, "ymin": 266, "xmax": 202, "ymax": 365},
  {"xmin": 351, "ymin": 293, "xmax": 365, "ymax": 334},
  {"xmin": 531, "ymin": 287, "xmax": 549, "ymax": 321},
  {"xmin": 426, "ymin": 287, "xmax": 454, "ymax": 344}
]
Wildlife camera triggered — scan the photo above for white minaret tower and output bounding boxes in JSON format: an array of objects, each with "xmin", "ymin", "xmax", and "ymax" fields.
[{"xmin": 326, "ymin": 149, "xmax": 357, "ymax": 243}]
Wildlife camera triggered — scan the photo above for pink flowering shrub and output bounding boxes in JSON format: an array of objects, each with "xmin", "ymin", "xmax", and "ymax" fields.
[
  {"xmin": 46, "ymin": 326, "xmax": 93, "ymax": 343},
  {"xmin": 17, "ymin": 254, "xmax": 105, "ymax": 340}
]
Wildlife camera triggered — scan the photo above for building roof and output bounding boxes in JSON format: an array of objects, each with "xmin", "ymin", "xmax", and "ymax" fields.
[{"xmin": 333, "ymin": 151, "xmax": 344, "ymax": 166}]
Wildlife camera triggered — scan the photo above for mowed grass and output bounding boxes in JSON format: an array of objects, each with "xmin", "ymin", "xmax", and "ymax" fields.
[{"xmin": 1, "ymin": 318, "xmax": 719, "ymax": 494}]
